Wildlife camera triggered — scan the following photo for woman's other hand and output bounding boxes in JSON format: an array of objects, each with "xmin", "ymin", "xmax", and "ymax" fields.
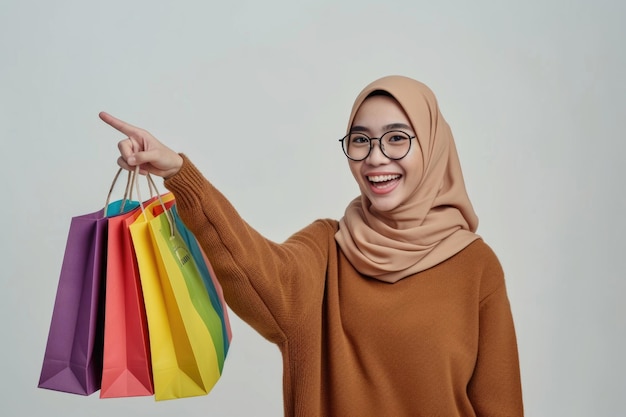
[{"xmin": 99, "ymin": 111, "xmax": 183, "ymax": 179}]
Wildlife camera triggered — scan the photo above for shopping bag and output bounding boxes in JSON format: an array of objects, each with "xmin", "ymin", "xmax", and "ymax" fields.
[
  {"xmin": 100, "ymin": 203, "xmax": 153, "ymax": 398},
  {"xmin": 169, "ymin": 205, "xmax": 232, "ymax": 368},
  {"xmin": 149, "ymin": 206, "xmax": 224, "ymax": 398},
  {"xmin": 38, "ymin": 169, "xmax": 136, "ymax": 396},
  {"xmin": 38, "ymin": 209, "xmax": 108, "ymax": 395},
  {"xmin": 152, "ymin": 203, "xmax": 232, "ymax": 368},
  {"xmin": 129, "ymin": 191, "xmax": 222, "ymax": 400},
  {"xmin": 100, "ymin": 169, "xmax": 155, "ymax": 398}
]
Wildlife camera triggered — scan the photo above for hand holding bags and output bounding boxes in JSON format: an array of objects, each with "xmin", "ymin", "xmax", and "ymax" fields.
[{"xmin": 39, "ymin": 169, "xmax": 232, "ymax": 401}]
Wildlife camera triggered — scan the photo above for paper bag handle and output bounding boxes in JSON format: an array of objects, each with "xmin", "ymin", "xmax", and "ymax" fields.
[
  {"xmin": 103, "ymin": 168, "xmax": 134, "ymax": 216},
  {"xmin": 134, "ymin": 166, "xmax": 176, "ymax": 239}
]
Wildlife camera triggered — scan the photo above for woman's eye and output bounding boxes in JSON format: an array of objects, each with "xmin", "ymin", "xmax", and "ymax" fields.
[
  {"xmin": 388, "ymin": 135, "xmax": 406, "ymax": 143},
  {"xmin": 351, "ymin": 136, "xmax": 369, "ymax": 144}
]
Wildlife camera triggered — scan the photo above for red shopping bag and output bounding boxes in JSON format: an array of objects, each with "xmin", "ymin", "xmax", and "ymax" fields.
[{"xmin": 100, "ymin": 203, "xmax": 154, "ymax": 398}]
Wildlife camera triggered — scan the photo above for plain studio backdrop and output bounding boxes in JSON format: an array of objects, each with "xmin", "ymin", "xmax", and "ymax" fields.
[{"xmin": 1, "ymin": 0, "xmax": 624, "ymax": 416}]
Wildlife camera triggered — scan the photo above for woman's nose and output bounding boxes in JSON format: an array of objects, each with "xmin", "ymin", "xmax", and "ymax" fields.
[{"xmin": 366, "ymin": 139, "xmax": 389, "ymax": 164}]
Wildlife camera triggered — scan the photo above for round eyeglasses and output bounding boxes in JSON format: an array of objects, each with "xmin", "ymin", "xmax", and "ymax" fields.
[{"xmin": 339, "ymin": 130, "xmax": 416, "ymax": 161}]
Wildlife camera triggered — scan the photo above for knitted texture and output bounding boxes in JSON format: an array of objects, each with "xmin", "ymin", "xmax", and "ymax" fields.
[{"xmin": 164, "ymin": 155, "xmax": 523, "ymax": 417}]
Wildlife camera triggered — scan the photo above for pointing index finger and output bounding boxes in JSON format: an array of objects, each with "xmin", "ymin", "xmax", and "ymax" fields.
[{"xmin": 99, "ymin": 111, "xmax": 142, "ymax": 137}]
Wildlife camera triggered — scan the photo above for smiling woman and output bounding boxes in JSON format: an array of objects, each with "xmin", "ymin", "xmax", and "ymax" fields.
[
  {"xmin": 99, "ymin": 75, "xmax": 523, "ymax": 417},
  {"xmin": 337, "ymin": 78, "xmax": 481, "ymax": 279},
  {"xmin": 346, "ymin": 95, "xmax": 422, "ymax": 210}
]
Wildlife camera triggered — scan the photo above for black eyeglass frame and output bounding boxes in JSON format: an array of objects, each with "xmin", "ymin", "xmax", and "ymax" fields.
[{"xmin": 338, "ymin": 130, "xmax": 417, "ymax": 161}]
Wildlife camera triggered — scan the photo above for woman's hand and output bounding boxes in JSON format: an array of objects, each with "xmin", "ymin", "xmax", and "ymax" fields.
[{"xmin": 99, "ymin": 111, "xmax": 183, "ymax": 179}]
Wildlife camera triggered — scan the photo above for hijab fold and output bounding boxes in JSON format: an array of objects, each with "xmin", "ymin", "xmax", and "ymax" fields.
[{"xmin": 335, "ymin": 76, "xmax": 480, "ymax": 283}]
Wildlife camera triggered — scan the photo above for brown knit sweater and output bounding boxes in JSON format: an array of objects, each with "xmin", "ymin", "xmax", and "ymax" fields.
[{"xmin": 165, "ymin": 155, "xmax": 524, "ymax": 417}]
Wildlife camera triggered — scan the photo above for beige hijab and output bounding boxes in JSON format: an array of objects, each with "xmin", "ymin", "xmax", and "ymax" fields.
[{"xmin": 335, "ymin": 75, "xmax": 480, "ymax": 283}]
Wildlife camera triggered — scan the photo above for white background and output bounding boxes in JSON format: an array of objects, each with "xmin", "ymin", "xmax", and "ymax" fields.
[{"xmin": 1, "ymin": 0, "xmax": 624, "ymax": 416}]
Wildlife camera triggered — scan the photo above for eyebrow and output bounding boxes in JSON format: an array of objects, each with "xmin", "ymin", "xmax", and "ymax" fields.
[{"xmin": 350, "ymin": 122, "xmax": 413, "ymax": 133}]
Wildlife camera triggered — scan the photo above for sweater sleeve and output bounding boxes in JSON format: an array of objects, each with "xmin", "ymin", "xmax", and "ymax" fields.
[
  {"xmin": 467, "ymin": 252, "xmax": 524, "ymax": 416},
  {"xmin": 163, "ymin": 154, "xmax": 334, "ymax": 344}
]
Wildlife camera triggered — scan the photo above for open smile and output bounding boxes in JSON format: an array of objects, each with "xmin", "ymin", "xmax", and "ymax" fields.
[{"xmin": 366, "ymin": 174, "xmax": 401, "ymax": 194}]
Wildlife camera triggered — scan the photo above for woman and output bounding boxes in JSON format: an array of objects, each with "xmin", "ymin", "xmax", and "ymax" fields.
[{"xmin": 101, "ymin": 75, "xmax": 523, "ymax": 416}]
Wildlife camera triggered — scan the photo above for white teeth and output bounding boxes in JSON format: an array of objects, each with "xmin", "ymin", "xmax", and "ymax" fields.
[{"xmin": 367, "ymin": 174, "xmax": 400, "ymax": 183}]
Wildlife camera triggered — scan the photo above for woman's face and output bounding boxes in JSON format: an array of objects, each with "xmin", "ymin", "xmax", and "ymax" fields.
[{"xmin": 348, "ymin": 95, "xmax": 422, "ymax": 213}]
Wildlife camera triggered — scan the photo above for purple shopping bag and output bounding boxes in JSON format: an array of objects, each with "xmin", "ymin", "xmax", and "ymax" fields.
[
  {"xmin": 38, "ymin": 168, "xmax": 142, "ymax": 395},
  {"xmin": 38, "ymin": 209, "xmax": 108, "ymax": 395}
]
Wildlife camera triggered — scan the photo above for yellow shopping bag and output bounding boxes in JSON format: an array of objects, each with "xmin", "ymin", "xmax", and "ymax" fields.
[{"xmin": 129, "ymin": 190, "xmax": 221, "ymax": 401}]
